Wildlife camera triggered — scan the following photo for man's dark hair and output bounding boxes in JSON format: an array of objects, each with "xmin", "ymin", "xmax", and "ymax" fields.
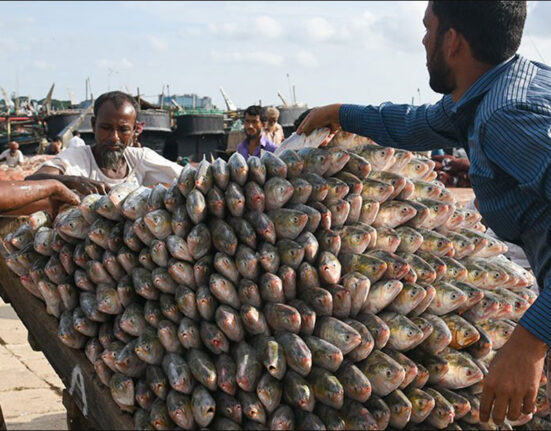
[
  {"xmin": 244, "ymin": 105, "xmax": 266, "ymax": 122},
  {"xmin": 432, "ymin": 1, "xmax": 526, "ymax": 65},
  {"xmin": 93, "ymin": 91, "xmax": 139, "ymax": 117},
  {"xmin": 293, "ymin": 108, "xmax": 312, "ymax": 132},
  {"xmin": 73, "ymin": 130, "xmax": 80, "ymax": 137}
]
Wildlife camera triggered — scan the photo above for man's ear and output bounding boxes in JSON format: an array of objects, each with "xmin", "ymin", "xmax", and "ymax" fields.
[
  {"xmin": 445, "ymin": 28, "xmax": 462, "ymax": 60},
  {"xmin": 91, "ymin": 116, "xmax": 95, "ymax": 130}
]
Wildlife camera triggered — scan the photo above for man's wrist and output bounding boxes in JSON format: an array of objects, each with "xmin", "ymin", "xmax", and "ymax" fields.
[
  {"xmin": 328, "ymin": 104, "xmax": 342, "ymax": 126},
  {"xmin": 513, "ymin": 324, "xmax": 548, "ymax": 356}
]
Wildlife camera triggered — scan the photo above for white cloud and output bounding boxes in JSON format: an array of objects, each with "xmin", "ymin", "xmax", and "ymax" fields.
[
  {"xmin": 255, "ymin": 16, "xmax": 282, "ymax": 38},
  {"xmin": 209, "ymin": 22, "xmax": 247, "ymax": 38},
  {"xmin": 147, "ymin": 35, "xmax": 168, "ymax": 52},
  {"xmin": 371, "ymin": 14, "xmax": 424, "ymax": 53},
  {"xmin": 211, "ymin": 50, "xmax": 284, "ymax": 66},
  {"xmin": 304, "ymin": 17, "xmax": 337, "ymax": 42},
  {"xmin": 97, "ymin": 58, "xmax": 134, "ymax": 70},
  {"xmin": 180, "ymin": 27, "xmax": 201, "ymax": 37},
  {"xmin": 294, "ymin": 50, "xmax": 319, "ymax": 67},
  {"xmin": 209, "ymin": 15, "xmax": 282, "ymax": 40},
  {"xmin": 0, "ymin": 37, "xmax": 28, "ymax": 55},
  {"xmin": 33, "ymin": 60, "xmax": 55, "ymax": 71}
]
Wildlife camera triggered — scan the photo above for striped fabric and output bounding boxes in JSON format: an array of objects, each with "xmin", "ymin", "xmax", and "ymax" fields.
[{"xmin": 339, "ymin": 54, "xmax": 551, "ymax": 345}]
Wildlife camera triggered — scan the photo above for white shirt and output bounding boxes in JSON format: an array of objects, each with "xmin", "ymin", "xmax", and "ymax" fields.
[
  {"xmin": 40, "ymin": 145, "xmax": 183, "ymax": 187},
  {"xmin": 66, "ymin": 136, "xmax": 86, "ymax": 149},
  {"xmin": 0, "ymin": 149, "xmax": 24, "ymax": 167}
]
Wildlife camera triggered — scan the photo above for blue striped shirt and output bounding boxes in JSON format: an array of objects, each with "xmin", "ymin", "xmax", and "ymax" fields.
[{"xmin": 340, "ymin": 54, "xmax": 551, "ymax": 345}]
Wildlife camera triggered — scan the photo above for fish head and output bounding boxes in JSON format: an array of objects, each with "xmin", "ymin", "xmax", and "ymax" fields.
[
  {"xmin": 408, "ymin": 160, "xmax": 429, "ymax": 177},
  {"xmin": 318, "ymin": 252, "xmax": 340, "ymax": 283},
  {"xmin": 442, "ymin": 286, "xmax": 467, "ymax": 308},
  {"xmin": 433, "ymin": 403, "xmax": 455, "ymax": 427},
  {"xmin": 456, "ymin": 359, "xmax": 484, "ymax": 387},
  {"xmin": 371, "ymin": 147, "xmax": 394, "ymax": 167},
  {"xmin": 447, "ymin": 210, "xmax": 465, "ymax": 228},
  {"xmin": 460, "ymin": 325, "xmax": 480, "ymax": 346},
  {"xmin": 478, "ymin": 294, "xmax": 501, "ymax": 317},
  {"xmin": 411, "ymin": 315, "xmax": 432, "ymax": 334},
  {"xmin": 329, "ymin": 199, "xmax": 349, "ymax": 216},
  {"xmin": 384, "ymin": 361, "xmax": 406, "ymax": 390},
  {"xmin": 466, "ymin": 265, "xmax": 488, "ymax": 285},
  {"xmin": 389, "ymin": 397, "xmax": 411, "ymax": 423},
  {"xmin": 412, "ymin": 391, "xmax": 436, "ymax": 416},
  {"xmin": 396, "ymin": 202, "xmax": 417, "ymax": 221}
]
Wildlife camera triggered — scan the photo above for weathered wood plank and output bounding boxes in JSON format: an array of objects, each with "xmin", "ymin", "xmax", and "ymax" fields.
[{"xmin": 0, "ymin": 217, "xmax": 134, "ymax": 430}]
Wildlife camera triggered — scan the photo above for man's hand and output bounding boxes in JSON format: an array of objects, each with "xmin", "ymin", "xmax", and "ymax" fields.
[
  {"xmin": 47, "ymin": 180, "xmax": 81, "ymax": 205},
  {"xmin": 297, "ymin": 104, "xmax": 343, "ymax": 136},
  {"xmin": 480, "ymin": 324, "xmax": 547, "ymax": 425},
  {"xmin": 65, "ymin": 176, "xmax": 110, "ymax": 195},
  {"xmin": 26, "ymin": 169, "xmax": 110, "ymax": 195}
]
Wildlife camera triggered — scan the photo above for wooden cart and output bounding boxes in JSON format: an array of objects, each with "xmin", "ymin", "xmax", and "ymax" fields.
[{"xmin": 0, "ymin": 217, "xmax": 134, "ymax": 430}]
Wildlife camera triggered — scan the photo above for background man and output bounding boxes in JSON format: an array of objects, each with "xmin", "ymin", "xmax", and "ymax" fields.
[
  {"xmin": 27, "ymin": 91, "xmax": 182, "ymax": 195},
  {"xmin": 298, "ymin": 1, "xmax": 548, "ymax": 425},
  {"xmin": 264, "ymin": 106, "xmax": 285, "ymax": 146},
  {"xmin": 44, "ymin": 137, "xmax": 63, "ymax": 155},
  {"xmin": 237, "ymin": 105, "xmax": 277, "ymax": 160},
  {"xmin": 131, "ymin": 121, "xmax": 145, "ymax": 148},
  {"xmin": 66, "ymin": 130, "xmax": 86, "ymax": 149},
  {"xmin": 0, "ymin": 142, "xmax": 24, "ymax": 168}
]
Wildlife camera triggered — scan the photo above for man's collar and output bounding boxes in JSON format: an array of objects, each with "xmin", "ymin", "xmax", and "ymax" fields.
[
  {"xmin": 259, "ymin": 133, "xmax": 271, "ymax": 147},
  {"xmin": 246, "ymin": 133, "xmax": 269, "ymax": 147},
  {"xmin": 451, "ymin": 54, "xmax": 518, "ymax": 114}
]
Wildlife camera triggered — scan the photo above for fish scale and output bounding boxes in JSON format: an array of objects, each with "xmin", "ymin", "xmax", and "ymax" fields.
[{"xmin": 4, "ymin": 140, "xmax": 543, "ymax": 430}]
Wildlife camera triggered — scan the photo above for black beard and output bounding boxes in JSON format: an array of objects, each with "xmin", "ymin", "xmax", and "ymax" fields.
[
  {"xmin": 428, "ymin": 34, "xmax": 455, "ymax": 94},
  {"xmin": 98, "ymin": 149, "xmax": 125, "ymax": 170},
  {"xmin": 246, "ymin": 131, "xmax": 261, "ymax": 140}
]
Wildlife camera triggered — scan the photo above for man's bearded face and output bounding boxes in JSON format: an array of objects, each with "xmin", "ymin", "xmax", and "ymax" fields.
[
  {"xmin": 427, "ymin": 31, "xmax": 456, "ymax": 94},
  {"xmin": 99, "ymin": 148, "xmax": 125, "ymax": 170}
]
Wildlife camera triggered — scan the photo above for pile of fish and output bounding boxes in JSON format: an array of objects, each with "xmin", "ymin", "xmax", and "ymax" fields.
[{"xmin": 2, "ymin": 140, "xmax": 549, "ymax": 430}]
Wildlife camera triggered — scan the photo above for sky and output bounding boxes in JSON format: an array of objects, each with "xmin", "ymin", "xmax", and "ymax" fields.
[{"xmin": 1, "ymin": 1, "xmax": 551, "ymax": 109}]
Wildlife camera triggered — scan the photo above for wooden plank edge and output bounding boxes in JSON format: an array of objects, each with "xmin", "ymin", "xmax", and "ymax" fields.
[{"xmin": 0, "ymin": 257, "xmax": 134, "ymax": 430}]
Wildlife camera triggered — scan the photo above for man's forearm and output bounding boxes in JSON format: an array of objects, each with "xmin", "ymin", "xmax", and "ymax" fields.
[
  {"xmin": 26, "ymin": 172, "xmax": 74, "ymax": 186},
  {"xmin": 339, "ymin": 102, "xmax": 459, "ymax": 151},
  {"xmin": 0, "ymin": 180, "xmax": 64, "ymax": 212}
]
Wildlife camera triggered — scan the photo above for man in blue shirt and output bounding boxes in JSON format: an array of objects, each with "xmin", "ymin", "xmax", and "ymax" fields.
[
  {"xmin": 236, "ymin": 105, "xmax": 277, "ymax": 160},
  {"xmin": 299, "ymin": 1, "xmax": 546, "ymax": 425}
]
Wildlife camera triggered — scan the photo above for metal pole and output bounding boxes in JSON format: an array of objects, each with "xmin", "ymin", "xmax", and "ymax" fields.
[{"xmin": 287, "ymin": 73, "xmax": 292, "ymax": 103}]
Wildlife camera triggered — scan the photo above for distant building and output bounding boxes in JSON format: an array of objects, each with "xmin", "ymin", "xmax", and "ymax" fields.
[{"xmin": 158, "ymin": 94, "xmax": 213, "ymax": 110}]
